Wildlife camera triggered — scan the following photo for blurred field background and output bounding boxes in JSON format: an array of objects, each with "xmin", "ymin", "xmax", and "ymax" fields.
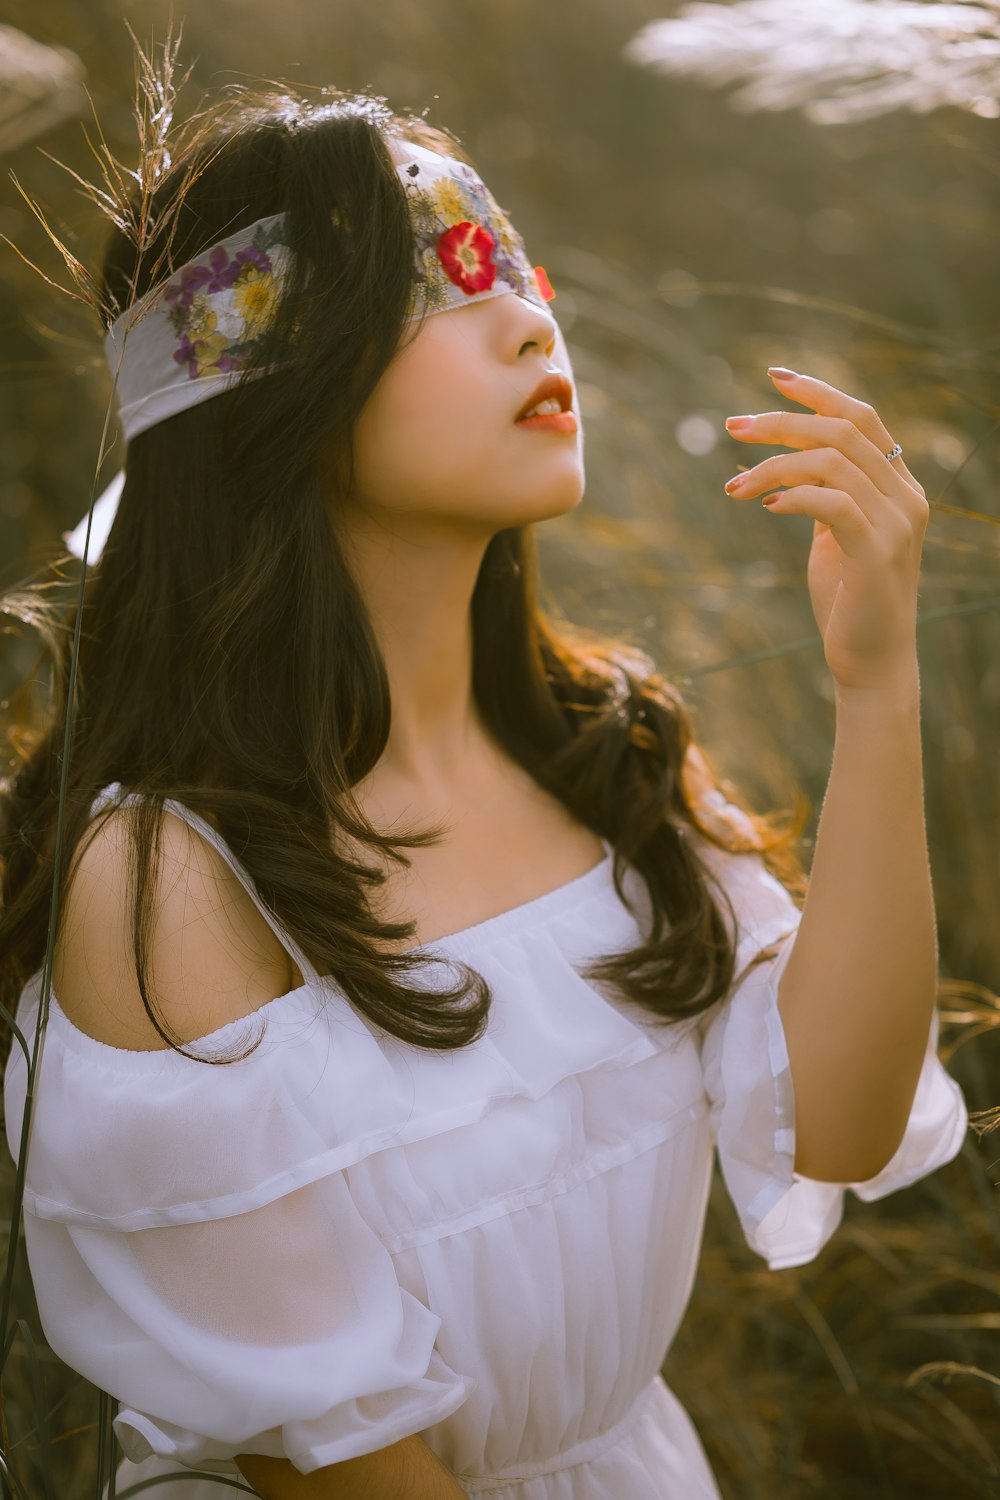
[{"xmin": 0, "ymin": 0, "xmax": 998, "ymax": 1496}]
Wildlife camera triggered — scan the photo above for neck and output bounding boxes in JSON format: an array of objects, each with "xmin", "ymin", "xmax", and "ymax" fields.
[{"xmin": 336, "ymin": 505, "xmax": 496, "ymax": 801}]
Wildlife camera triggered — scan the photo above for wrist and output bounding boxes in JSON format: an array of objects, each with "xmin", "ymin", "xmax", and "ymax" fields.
[{"xmin": 833, "ymin": 661, "xmax": 921, "ymax": 718}]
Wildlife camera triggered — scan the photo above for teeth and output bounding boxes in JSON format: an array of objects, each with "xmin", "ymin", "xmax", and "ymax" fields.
[{"xmin": 524, "ymin": 397, "xmax": 563, "ymax": 418}]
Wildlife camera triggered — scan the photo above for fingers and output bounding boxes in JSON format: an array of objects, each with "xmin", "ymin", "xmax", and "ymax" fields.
[
  {"xmin": 723, "ymin": 368, "xmax": 931, "ymax": 555},
  {"xmin": 757, "ymin": 485, "xmax": 874, "ymax": 557},
  {"xmin": 725, "ymin": 445, "xmax": 889, "ymax": 523},
  {"xmin": 724, "ymin": 410, "xmax": 917, "ymax": 508},
  {"xmin": 767, "ymin": 369, "xmax": 925, "ymax": 498}
]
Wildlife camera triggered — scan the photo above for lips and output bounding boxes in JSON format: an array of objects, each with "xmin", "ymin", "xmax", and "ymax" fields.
[{"xmin": 514, "ymin": 371, "xmax": 574, "ymax": 423}]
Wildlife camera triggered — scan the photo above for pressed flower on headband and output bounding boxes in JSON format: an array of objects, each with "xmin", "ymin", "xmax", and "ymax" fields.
[
  {"xmin": 399, "ymin": 142, "xmax": 555, "ymax": 315},
  {"xmin": 102, "ymin": 141, "xmax": 557, "ymax": 445},
  {"xmin": 162, "ymin": 220, "xmax": 290, "ymax": 381}
]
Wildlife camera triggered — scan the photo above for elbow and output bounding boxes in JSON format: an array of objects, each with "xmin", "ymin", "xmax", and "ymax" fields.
[
  {"xmin": 793, "ymin": 1131, "xmax": 903, "ymax": 1184},
  {"xmin": 789, "ymin": 1068, "xmax": 918, "ymax": 1184}
]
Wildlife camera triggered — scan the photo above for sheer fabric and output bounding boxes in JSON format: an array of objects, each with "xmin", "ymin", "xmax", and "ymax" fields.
[{"xmin": 4, "ymin": 784, "xmax": 967, "ymax": 1497}]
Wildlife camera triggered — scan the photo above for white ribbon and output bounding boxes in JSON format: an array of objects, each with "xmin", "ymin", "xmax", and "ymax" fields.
[{"xmin": 64, "ymin": 470, "xmax": 125, "ymax": 562}]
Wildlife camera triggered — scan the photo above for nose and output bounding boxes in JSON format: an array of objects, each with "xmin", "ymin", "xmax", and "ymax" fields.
[{"xmin": 504, "ymin": 293, "xmax": 558, "ymax": 360}]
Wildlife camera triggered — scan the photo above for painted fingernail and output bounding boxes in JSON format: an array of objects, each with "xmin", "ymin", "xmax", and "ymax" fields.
[
  {"xmin": 762, "ymin": 492, "xmax": 781, "ymax": 506},
  {"xmin": 767, "ymin": 367, "xmax": 797, "ymax": 380},
  {"xmin": 725, "ymin": 416, "xmax": 752, "ymax": 432},
  {"xmin": 724, "ymin": 473, "xmax": 745, "ymax": 493}
]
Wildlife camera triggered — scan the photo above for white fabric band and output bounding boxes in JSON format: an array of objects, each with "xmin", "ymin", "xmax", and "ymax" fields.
[{"xmin": 66, "ymin": 142, "xmax": 554, "ymax": 562}]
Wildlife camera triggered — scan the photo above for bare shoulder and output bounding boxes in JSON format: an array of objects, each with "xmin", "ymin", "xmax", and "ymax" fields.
[{"xmin": 52, "ymin": 806, "xmax": 299, "ymax": 1051}]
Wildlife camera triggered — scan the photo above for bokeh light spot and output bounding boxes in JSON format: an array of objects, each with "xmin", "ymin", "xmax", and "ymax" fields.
[{"xmin": 676, "ymin": 414, "xmax": 719, "ymax": 456}]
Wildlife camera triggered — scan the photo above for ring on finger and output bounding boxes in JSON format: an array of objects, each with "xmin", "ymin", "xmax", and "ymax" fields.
[{"xmin": 884, "ymin": 441, "xmax": 904, "ymax": 463}]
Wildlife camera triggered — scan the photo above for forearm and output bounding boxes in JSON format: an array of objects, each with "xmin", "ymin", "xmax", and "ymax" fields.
[
  {"xmin": 777, "ymin": 658, "xmax": 939, "ymax": 1182},
  {"xmin": 236, "ymin": 1432, "xmax": 468, "ymax": 1499}
]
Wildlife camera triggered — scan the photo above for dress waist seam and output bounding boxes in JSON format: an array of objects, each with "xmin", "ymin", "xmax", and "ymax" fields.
[{"xmin": 457, "ymin": 1377, "xmax": 659, "ymax": 1491}]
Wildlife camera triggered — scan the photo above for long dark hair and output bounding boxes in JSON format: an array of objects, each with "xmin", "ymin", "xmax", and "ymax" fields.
[{"xmin": 0, "ymin": 84, "xmax": 808, "ymax": 1070}]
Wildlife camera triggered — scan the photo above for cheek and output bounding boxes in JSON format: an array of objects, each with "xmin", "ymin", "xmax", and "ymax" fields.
[{"xmin": 352, "ymin": 339, "xmax": 493, "ymax": 501}]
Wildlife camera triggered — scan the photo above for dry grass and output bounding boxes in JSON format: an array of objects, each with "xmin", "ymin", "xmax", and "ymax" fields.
[{"xmin": 0, "ymin": 3, "xmax": 998, "ymax": 1495}]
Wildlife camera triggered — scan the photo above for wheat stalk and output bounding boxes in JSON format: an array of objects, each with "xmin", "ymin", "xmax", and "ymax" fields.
[{"xmin": 1, "ymin": 19, "xmax": 226, "ymax": 327}]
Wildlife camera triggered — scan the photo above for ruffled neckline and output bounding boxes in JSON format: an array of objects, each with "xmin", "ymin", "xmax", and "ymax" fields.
[
  {"xmin": 37, "ymin": 836, "xmax": 623, "ymax": 1067},
  {"xmin": 403, "ymin": 840, "xmax": 615, "ymax": 957},
  {"xmin": 10, "ymin": 850, "xmax": 672, "ymax": 1227}
]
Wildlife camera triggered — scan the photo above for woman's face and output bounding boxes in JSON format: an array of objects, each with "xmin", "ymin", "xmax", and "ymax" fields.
[{"xmin": 347, "ymin": 290, "xmax": 586, "ymax": 534}]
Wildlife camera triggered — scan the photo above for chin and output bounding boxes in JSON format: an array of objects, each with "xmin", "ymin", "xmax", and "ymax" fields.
[{"xmin": 496, "ymin": 475, "xmax": 586, "ymax": 530}]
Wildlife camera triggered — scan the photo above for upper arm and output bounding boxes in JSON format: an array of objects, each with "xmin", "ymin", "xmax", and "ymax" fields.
[{"xmin": 52, "ymin": 808, "xmax": 299, "ymax": 1051}]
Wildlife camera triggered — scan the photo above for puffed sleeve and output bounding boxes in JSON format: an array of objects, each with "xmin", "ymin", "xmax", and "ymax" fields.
[
  {"xmin": 57, "ymin": 1172, "xmax": 474, "ymax": 1474},
  {"xmin": 691, "ymin": 792, "xmax": 969, "ymax": 1271},
  {"xmin": 6, "ymin": 978, "xmax": 477, "ymax": 1479}
]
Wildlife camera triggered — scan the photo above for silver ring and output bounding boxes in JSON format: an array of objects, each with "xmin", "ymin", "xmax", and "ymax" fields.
[{"xmin": 884, "ymin": 442, "xmax": 904, "ymax": 463}]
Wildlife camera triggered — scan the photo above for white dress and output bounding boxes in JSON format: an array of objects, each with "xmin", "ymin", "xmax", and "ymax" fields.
[{"xmin": 3, "ymin": 783, "xmax": 967, "ymax": 1499}]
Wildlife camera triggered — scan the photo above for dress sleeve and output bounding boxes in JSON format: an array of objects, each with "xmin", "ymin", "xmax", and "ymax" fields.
[
  {"xmin": 7, "ymin": 981, "xmax": 477, "ymax": 1478},
  {"xmin": 64, "ymin": 1171, "xmax": 475, "ymax": 1475},
  {"xmin": 691, "ymin": 792, "xmax": 969, "ymax": 1271}
]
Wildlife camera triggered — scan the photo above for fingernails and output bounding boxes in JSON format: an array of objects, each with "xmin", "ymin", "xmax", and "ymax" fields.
[
  {"xmin": 723, "ymin": 473, "xmax": 745, "ymax": 494},
  {"xmin": 767, "ymin": 367, "xmax": 797, "ymax": 380},
  {"xmin": 762, "ymin": 492, "xmax": 781, "ymax": 506},
  {"xmin": 725, "ymin": 416, "xmax": 752, "ymax": 432}
]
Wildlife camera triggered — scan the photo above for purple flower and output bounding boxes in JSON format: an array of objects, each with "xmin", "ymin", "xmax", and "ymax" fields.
[
  {"xmin": 232, "ymin": 246, "xmax": 273, "ymax": 278},
  {"xmin": 164, "ymin": 263, "xmax": 213, "ymax": 313},
  {"xmin": 172, "ymin": 335, "xmax": 200, "ymax": 379},
  {"xmin": 164, "ymin": 237, "xmax": 280, "ymax": 381},
  {"xmin": 162, "ymin": 242, "xmax": 276, "ymax": 321}
]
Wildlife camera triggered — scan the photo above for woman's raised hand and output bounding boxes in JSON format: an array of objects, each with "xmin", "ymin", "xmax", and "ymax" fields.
[{"xmin": 722, "ymin": 368, "xmax": 929, "ymax": 697}]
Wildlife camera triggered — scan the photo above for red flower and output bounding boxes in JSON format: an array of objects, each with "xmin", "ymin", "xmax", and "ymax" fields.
[
  {"xmin": 436, "ymin": 222, "xmax": 497, "ymax": 295},
  {"xmin": 533, "ymin": 266, "xmax": 556, "ymax": 302}
]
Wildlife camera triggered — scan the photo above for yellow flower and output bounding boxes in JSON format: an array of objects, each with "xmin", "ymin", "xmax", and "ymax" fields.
[
  {"xmin": 192, "ymin": 332, "xmax": 231, "ymax": 376},
  {"xmin": 431, "ymin": 177, "xmax": 472, "ymax": 222},
  {"xmin": 233, "ymin": 270, "xmax": 278, "ymax": 334}
]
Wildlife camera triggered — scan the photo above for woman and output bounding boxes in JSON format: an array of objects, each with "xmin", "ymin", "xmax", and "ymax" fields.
[{"xmin": 0, "ymin": 85, "xmax": 967, "ymax": 1499}]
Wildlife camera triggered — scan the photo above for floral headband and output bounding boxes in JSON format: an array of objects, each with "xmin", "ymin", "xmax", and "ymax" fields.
[{"xmin": 66, "ymin": 142, "xmax": 555, "ymax": 560}]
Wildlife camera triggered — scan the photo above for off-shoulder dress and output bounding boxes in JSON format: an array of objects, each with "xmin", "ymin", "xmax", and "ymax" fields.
[{"xmin": 3, "ymin": 783, "xmax": 968, "ymax": 1498}]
